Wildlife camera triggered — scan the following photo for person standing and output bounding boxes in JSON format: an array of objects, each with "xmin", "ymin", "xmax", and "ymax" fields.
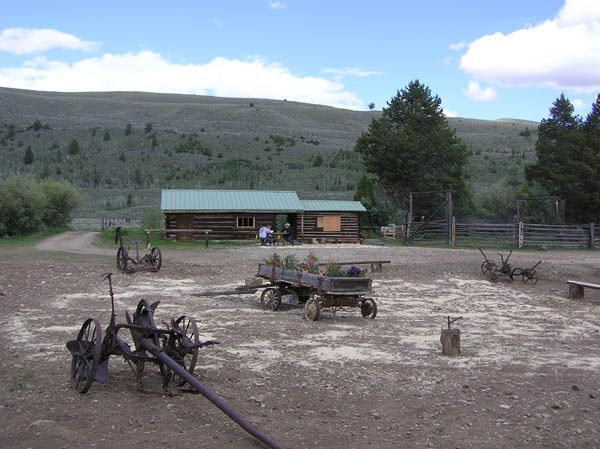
[
  {"xmin": 258, "ymin": 224, "xmax": 270, "ymax": 246},
  {"xmin": 283, "ymin": 223, "xmax": 294, "ymax": 245}
]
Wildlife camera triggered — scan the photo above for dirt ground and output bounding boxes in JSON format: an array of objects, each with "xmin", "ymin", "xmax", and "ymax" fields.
[{"xmin": 1, "ymin": 232, "xmax": 600, "ymax": 449}]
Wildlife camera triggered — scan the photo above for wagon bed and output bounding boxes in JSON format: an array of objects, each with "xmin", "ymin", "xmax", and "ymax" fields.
[
  {"xmin": 257, "ymin": 264, "xmax": 372, "ymax": 295},
  {"xmin": 256, "ymin": 263, "xmax": 376, "ymax": 321}
]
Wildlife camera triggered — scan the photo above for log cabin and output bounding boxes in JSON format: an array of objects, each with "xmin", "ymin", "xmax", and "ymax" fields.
[{"xmin": 160, "ymin": 189, "xmax": 366, "ymax": 243}]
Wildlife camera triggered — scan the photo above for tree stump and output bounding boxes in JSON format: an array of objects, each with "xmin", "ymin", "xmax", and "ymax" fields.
[{"xmin": 440, "ymin": 328, "xmax": 461, "ymax": 356}]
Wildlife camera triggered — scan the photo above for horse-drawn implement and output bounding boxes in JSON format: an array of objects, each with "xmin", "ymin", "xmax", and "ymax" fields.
[
  {"xmin": 256, "ymin": 263, "xmax": 377, "ymax": 321},
  {"xmin": 479, "ymin": 248, "xmax": 541, "ymax": 284},
  {"xmin": 66, "ymin": 273, "xmax": 286, "ymax": 449},
  {"xmin": 115, "ymin": 226, "xmax": 162, "ymax": 273}
]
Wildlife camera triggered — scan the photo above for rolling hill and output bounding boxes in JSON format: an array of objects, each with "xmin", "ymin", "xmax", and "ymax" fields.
[{"xmin": 0, "ymin": 87, "xmax": 539, "ymax": 219}]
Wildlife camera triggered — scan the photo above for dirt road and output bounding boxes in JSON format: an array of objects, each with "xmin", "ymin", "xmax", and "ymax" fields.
[{"xmin": 1, "ymin": 234, "xmax": 600, "ymax": 449}]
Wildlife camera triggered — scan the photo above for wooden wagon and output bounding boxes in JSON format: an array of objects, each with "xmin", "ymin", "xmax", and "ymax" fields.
[{"xmin": 256, "ymin": 263, "xmax": 377, "ymax": 321}]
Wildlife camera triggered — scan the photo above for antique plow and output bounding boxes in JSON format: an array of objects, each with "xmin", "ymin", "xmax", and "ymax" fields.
[
  {"xmin": 479, "ymin": 248, "xmax": 541, "ymax": 284},
  {"xmin": 66, "ymin": 273, "xmax": 286, "ymax": 449},
  {"xmin": 115, "ymin": 226, "xmax": 162, "ymax": 273}
]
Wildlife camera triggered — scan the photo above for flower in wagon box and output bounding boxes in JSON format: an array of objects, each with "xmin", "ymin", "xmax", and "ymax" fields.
[
  {"xmin": 346, "ymin": 265, "xmax": 367, "ymax": 277},
  {"xmin": 264, "ymin": 253, "xmax": 282, "ymax": 267}
]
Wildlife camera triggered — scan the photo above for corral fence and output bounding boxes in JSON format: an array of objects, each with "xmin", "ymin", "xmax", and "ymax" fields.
[
  {"xmin": 70, "ymin": 217, "xmax": 141, "ymax": 231},
  {"xmin": 383, "ymin": 219, "xmax": 599, "ymax": 248}
]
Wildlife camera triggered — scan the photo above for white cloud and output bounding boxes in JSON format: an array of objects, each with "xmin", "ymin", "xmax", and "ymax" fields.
[
  {"xmin": 0, "ymin": 28, "xmax": 97, "ymax": 55},
  {"xmin": 268, "ymin": 1, "xmax": 287, "ymax": 9},
  {"xmin": 449, "ymin": 41, "xmax": 467, "ymax": 52},
  {"xmin": 459, "ymin": 0, "xmax": 600, "ymax": 91},
  {"xmin": 462, "ymin": 80, "xmax": 498, "ymax": 102},
  {"xmin": 443, "ymin": 109, "xmax": 458, "ymax": 118},
  {"xmin": 322, "ymin": 67, "xmax": 382, "ymax": 77},
  {"xmin": 572, "ymin": 98, "xmax": 586, "ymax": 109},
  {"xmin": 0, "ymin": 51, "xmax": 364, "ymax": 110}
]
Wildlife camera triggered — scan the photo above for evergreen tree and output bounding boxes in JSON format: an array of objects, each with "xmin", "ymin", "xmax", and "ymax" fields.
[
  {"xmin": 67, "ymin": 138, "xmax": 80, "ymax": 155},
  {"xmin": 526, "ymin": 94, "xmax": 598, "ymax": 222},
  {"xmin": 355, "ymin": 80, "xmax": 470, "ymax": 217},
  {"xmin": 23, "ymin": 146, "xmax": 34, "ymax": 164}
]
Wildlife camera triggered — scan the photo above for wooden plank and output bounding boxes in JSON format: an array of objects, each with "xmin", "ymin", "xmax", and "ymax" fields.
[{"xmin": 566, "ymin": 280, "xmax": 600, "ymax": 289}]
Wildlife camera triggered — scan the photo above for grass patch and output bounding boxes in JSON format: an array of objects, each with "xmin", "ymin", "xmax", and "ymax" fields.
[{"xmin": 0, "ymin": 228, "xmax": 67, "ymax": 247}]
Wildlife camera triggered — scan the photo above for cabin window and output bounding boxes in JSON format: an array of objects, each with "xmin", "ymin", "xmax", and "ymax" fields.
[
  {"xmin": 236, "ymin": 216, "xmax": 255, "ymax": 228},
  {"xmin": 316, "ymin": 215, "xmax": 341, "ymax": 232}
]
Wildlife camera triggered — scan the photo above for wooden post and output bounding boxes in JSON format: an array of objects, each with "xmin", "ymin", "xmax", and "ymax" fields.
[
  {"xmin": 407, "ymin": 192, "xmax": 414, "ymax": 240},
  {"xmin": 440, "ymin": 328, "xmax": 460, "ymax": 356},
  {"xmin": 590, "ymin": 223, "xmax": 595, "ymax": 249},
  {"xmin": 451, "ymin": 216, "xmax": 456, "ymax": 248},
  {"xmin": 446, "ymin": 190, "xmax": 453, "ymax": 247},
  {"xmin": 204, "ymin": 231, "xmax": 209, "ymax": 248},
  {"xmin": 518, "ymin": 221, "xmax": 524, "ymax": 248}
]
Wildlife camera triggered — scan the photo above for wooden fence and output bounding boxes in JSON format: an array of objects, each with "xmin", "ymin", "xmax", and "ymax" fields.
[{"xmin": 396, "ymin": 220, "xmax": 598, "ymax": 248}]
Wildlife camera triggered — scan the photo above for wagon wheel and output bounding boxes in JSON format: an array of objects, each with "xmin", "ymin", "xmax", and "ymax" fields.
[
  {"xmin": 171, "ymin": 315, "xmax": 199, "ymax": 385},
  {"xmin": 116, "ymin": 246, "xmax": 129, "ymax": 272},
  {"xmin": 522, "ymin": 271, "xmax": 538, "ymax": 285},
  {"xmin": 360, "ymin": 298, "xmax": 378, "ymax": 319},
  {"xmin": 304, "ymin": 297, "xmax": 321, "ymax": 321},
  {"xmin": 481, "ymin": 260, "xmax": 496, "ymax": 276},
  {"xmin": 260, "ymin": 287, "xmax": 282, "ymax": 311},
  {"xmin": 69, "ymin": 318, "xmax": 102, "ymax": 394},
  {"xmin": 150, "ymin": 247, "xmax": 162, "ymax": 271}
]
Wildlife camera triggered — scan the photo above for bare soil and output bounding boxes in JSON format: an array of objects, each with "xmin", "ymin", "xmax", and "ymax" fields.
[{"xmin": 1, "ymin": 232, "xmax": 600, "ymax": 449}]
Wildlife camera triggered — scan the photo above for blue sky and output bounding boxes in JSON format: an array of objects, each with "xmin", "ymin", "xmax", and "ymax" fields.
[{"xmin": 1, "ymin": 0, "xmax": 599, "ymax": 121}]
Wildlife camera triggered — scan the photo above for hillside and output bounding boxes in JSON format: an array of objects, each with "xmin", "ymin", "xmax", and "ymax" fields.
[{"xmin": 0, "ymin": 87, "xmax": 539, "ymax": 219}]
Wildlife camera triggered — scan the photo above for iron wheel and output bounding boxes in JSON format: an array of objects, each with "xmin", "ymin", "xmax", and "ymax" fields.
[
  {"xmin": 304, "ymin": 298, "xmax": 321, "ymax": 321},
  {"xmin": 522, "ymin": 272, "xmax": 538, "ymax": 285},
  {"xmin": 481, "ymin": 260, "xmax": 496, "ymax": 276},
  {"xmin": 150, "ymin": 247, "xmax": 162, "ymax": 271},
  {"xmin": 116, "ymin": 246, "xmax": 129, "ymax": 272},
  {"xmin": 69, "ymin": 318, "xmax": 102, "ymax": 394},
  {"xmin": 260, "ymin": 288, "xmax": 282, "ymax": 311},
  {"xmin": 171, "ymin": 315, "xmax": 199, "ymax": 385},
  {"xmin": 360, "ymin": 298, "xmax": 378, "ymax": 319}
]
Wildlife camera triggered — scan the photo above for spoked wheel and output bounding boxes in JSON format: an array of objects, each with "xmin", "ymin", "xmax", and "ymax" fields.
[
  {"xmin": 360, "ymin": 298, "xmax": 378, "ymax": 319},
  {"xmin": 304, "ymin": 297, "xmax": 321, "ymax": 321},
  {"xmin": 522, "ymin": 272, "xmax": 538, "ymax": 285},
  {"xmin": 150, "ymin": 247, "xmax": 162, "ymax": 271},
  {"xmin": 260, "ymin": 287, "xmax": 282, "ymax": 311},
  {"xmin": 170, "ymin": 315, "xmax": 199, "ymax": 385},
  {"xmin": 481, "ymin": 260, "xmax": 496, "ymax": 276},
  {"xmin": 68, "ymin": 318, "xmax": 102, "ymax": 394},
  {"xmin": 116, "ymin": 246, "xmax": 129, "ymax": 272}
]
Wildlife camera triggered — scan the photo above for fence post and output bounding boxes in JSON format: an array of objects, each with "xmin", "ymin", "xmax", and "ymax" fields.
[
  {"xmin": 518, "ymin": 221, "xmax": 524, "ymax": 248},
  {"xmin": 451, "ymin": 216, "xmax": 456, "ymax": 248},
  {"xmin": 590, "ymin": 223, "xmax": 595, "ymax": 249}
]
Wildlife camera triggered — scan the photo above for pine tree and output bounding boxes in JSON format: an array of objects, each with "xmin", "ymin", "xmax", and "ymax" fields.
[
  {"xmin": 525, "ymin": 94, "xmax": 598, "ymax": 222},
  {"xmin": 23, "ymin": 146, "xmax": 34, "ymax": 164},
  {"xmin": 355, "ymin": 80, "xmax": 470, "ymax": 216}
]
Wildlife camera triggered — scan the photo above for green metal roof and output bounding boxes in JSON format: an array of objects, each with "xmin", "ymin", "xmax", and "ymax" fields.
[
  {"xmin": 300, "ymin": 200, "xmax": 366, "ymax": 212},
  {"xmin": 161, "ymin": 189, "xmax": 304, "ymax": 212}
]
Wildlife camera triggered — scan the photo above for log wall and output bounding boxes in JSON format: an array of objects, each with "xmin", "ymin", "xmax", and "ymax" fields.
[{"xmin": 301, "ymin": 212, "xmax": 361, "ymax": 243}]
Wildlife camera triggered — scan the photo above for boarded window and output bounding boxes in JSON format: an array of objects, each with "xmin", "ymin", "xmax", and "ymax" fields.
[
  {"xmin": 316, "ymin": 215, "xmax": 341, "ymax": 232},
  {"xmin": 236, "ymin": 217, "xmax": 255, "ymax": 228}
]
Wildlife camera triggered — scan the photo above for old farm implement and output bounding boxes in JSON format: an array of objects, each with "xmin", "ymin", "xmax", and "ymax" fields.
[
  {"xmin": 256, "ymin": 263, "xmax": 377, "ymax": 321},
  {"xmin": 66, "ymin": 273, "xmax": 287, "ymax": 449},
  {"xmin": 479, "ymin": 248, "xmax": 541, "ymax": 284},
  {"xmin": 115, "ymin": 226, "xmax": 162, "ymax": 273}
]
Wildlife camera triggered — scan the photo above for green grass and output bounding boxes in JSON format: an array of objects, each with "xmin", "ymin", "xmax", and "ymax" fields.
[
  {"xmin": 97, "ymin": 228, "xmax": 255, "ymax": 250},
  {"xmin": 0, "ymin": 228, "xmax": 67, "ymax": 246}
]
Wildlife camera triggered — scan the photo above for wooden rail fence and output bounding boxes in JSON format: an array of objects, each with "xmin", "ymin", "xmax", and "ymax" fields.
[{"xmin": 393, "ymin": 219, "xmax": 599, "ymax": 248}]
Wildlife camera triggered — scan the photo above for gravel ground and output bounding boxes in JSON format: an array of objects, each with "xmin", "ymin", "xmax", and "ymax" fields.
[{"xmin": 1, "ymin": 233, "xmax": 600, "ymax": 449}]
